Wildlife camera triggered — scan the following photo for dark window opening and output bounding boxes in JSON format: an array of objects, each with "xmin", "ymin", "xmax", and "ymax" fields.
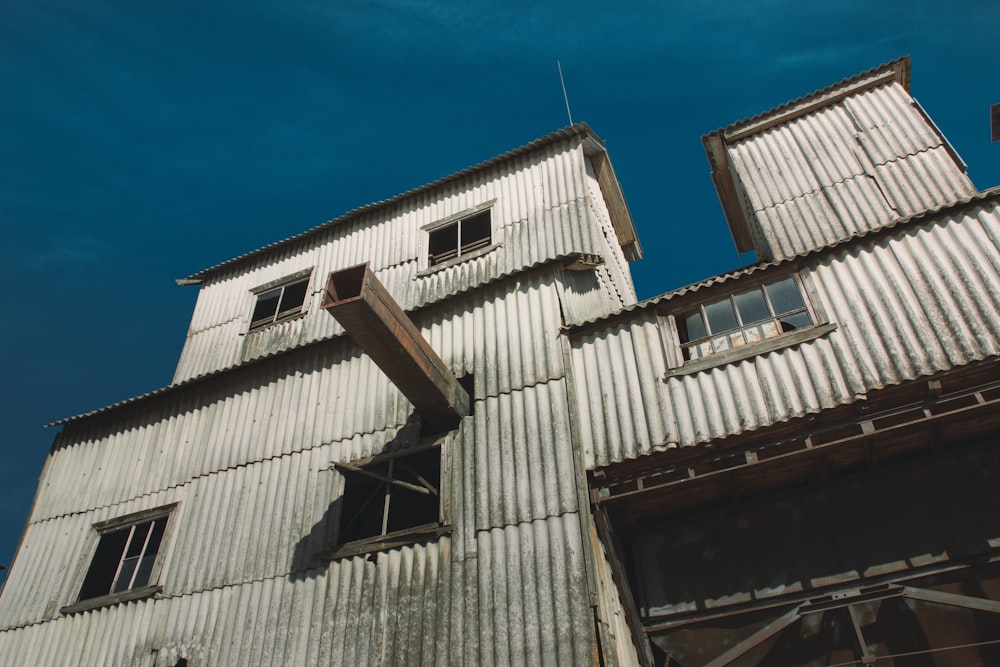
[
  {"xmin": 677, "ymin": 275, "xmax": 813, "ymax": 361},
  {"xmin": 428, "ymin": 210, "xmax": 492, "ymax": 266},
  {"xmin": 78, "ymin": 516, "xmax": 167, "ymax": 602},
  {"xmin": 250, "ymin": 277, "xmax": 310, "ymax": 330},
  {"xmin": 337, "ymin": 448, "xmax": 441, "ymax": 546},
  {"xmin": 458, "ymin": 374, "xmax": 475, "ymax": 417}
]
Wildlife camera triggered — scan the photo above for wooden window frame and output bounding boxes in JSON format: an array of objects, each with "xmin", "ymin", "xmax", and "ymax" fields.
[
  {"xmin": 664, "ymin": 273, "xmax": 834, "ymax": 378},
  {"xmin": 422, "ymin": 202, "xmax": 497, "ymax": 270},
  {"xmin": 61, "ymin": 504, "xmax": 177, "ymax": 615},
  {"xmin": 248, "ymin": 269, "xmax": 313, "ymax": 331},
  {"xmin": 324, "ymin": 443, "xmax": 449, "ymax": 560}
]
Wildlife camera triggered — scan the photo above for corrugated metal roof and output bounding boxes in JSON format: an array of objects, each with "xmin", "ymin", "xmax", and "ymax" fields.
[
  {"xmin": 178, "ymin": 123, "xmax": 603, "ymax": 284},
  {"xmin": 564, "ymin": 187, "xmax": 1000, "ymax": 336},
  {"xmin": 704, "ymin": 57, "xmax": 910, "ymax": 141},
  {"xmin": 570, "ymin": 198, "xmax": 1000, "ymax": 469}
]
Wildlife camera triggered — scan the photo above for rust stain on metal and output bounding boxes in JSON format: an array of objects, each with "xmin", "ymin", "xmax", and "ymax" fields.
[{"xmin": 322, "ymin": 263, "xmax": 469, "ymax": 433}]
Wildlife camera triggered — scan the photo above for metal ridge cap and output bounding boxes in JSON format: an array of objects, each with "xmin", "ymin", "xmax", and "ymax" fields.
[
  {"xmin": 701, "ymin": 57, "xmax": 911, "ymax": 145},
  {"xmin": 177, "ymin": 123, "xmax": 601, "ymax": 285}
]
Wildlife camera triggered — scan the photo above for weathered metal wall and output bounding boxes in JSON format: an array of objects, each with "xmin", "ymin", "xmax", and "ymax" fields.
[
  {"xmin": 0, "ymin": 516, "xmax": 594, "ymax": 667},
  {"xmin": 584, "ymin": 156, "xmax": 635, "ymax": 311},
  {"xmin": 572, "ymin": 201, "xmax": 1000, "ymax": 469},
  {"xmin": 173, "ymin": 139, "xmax": 605, "ymax": 384},
  {"xmin": 727, "ymin": 81, "xmax": 976, "ymax": 261},
  {"xmin": 0, "ymin": 270, "xmax": 603, "ymax": 665}
]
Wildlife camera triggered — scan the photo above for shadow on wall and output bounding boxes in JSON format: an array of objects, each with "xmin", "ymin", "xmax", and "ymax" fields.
[{"xmin": 288, "ymin": 415, "xmax": 424, "ymax": 582}]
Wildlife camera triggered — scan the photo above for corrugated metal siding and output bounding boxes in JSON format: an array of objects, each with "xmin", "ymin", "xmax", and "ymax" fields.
[
  {"xmin": 727, "ymin": 81, "xmax": 976, "ymax": 260},
  {"xmin": 9, "ymin": 377, "xmax": 582, "ymax": 623},
  {"xmin": 1, "ymin": 254, "xmax": 599, "ymax": 662},
  {"xmin": 573, "ymin": 205, "xmax": 1000, "ymax": 468},
  {"xmin": 585, "ymin": 157, "xmax": 635, "ymax": 308},
  {"xmin": 467, "ymin": 379, "xmax": 578, "ymax": 532},
  {"xmin": 0, "ymin": 540, "xmax": 464, "ymax": 667},
  {"xmin": 173, "ymin": 143, "xmax": 603, "ymax": 383},
  {"xmin": 0, "ymin": 514, "xmax": 595, "ymax": 666},
  {"xmin": 554, "ymin": 268, "xmax": 621, "ymax": 327},
  {"xmin": 475, "ymin": 513, "xmax": 594, "ymax": 667},
  {"xmin": 33, "ymin": 272, "xmax": 569, "ymax": 525}
]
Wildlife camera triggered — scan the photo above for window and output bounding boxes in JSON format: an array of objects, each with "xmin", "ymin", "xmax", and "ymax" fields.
[
  {"xmin": 250, "ymin": 276, "xmax": 310, "ymax": 330},
  {"xmin": 64, "ymin": 506, "xmax": 174, "ymax": 613},
  {"xmin": 333, "ymin": 447, "xmax": 443, "ymax": 555},
  {"xmin": 427, "ymin": 209, "xmax": 492, "ymax": 266},
  {"xmin": 677, "ymin": 276, "xmax": 814, "ymax": 361}
]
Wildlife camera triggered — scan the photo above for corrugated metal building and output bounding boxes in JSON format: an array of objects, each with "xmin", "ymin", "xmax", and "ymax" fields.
[
  {"xmin": 583, "ymin": 58, "xmax": 1000, "ymax": 665},
  {"xmin": 2, "ymin": 57, "xmax": 999, "ymax": 666}
]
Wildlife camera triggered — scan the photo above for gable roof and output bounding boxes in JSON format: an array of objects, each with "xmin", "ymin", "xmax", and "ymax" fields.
[{"xmin": 179, "ymin": 122, "xmax": 640, "ymax": 284}]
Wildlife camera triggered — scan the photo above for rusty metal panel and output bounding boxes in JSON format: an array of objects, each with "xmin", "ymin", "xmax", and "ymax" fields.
[
  {"xmin": 572, "ymin": 204, "xmax": 1000, "ymax": 469},
  {"xmin": 322, "ymin": 264, "xmax": 469, "ymax": 432}
]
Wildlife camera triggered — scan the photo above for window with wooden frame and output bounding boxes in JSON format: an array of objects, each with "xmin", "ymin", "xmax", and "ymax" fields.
[
  {"xmin": 665, "ymin": 273, "xmax": 834, "ymax": 377},
  {"xmin": 426, "ymin": 207, "xmax": 492, "ymax": 267},
  {"xmin": 677, "ymin": 275, "xmax": 814, "ymax": 360},
  {"xmin": 249, "ymin": 273, "xmax": 311, "ymax": 330},
  {"xmin": 333, "ymin": 446, "xmax": 444, "ymax": 556},
  {"xmin": 63, "ymin": 505, "xmax": 175, "ymax": 613}
]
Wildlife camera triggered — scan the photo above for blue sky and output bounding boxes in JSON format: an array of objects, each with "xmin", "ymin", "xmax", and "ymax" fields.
[{"xmin": 2, "ymin": 0, "xmax": 998, "ymax": 582}]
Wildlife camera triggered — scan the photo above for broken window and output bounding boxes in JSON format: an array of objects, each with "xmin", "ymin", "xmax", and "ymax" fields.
[
  {"xmin": 427, "ymin": 209, "xmax": 492, "ymax": 266},
  {"xmin": 250, "ymin": 275, "xmax": 311, "ymax": 330},
  {"xmin": 334, "ymin": 447, "xmax": 442, "ymax": 550},
  {"xmin": 677, "ymin": 275, "xmax": 814, "ymax": 361},
  {"xmin": 76, "ymin": 507, "xmax": 172, "ymax": 604}
]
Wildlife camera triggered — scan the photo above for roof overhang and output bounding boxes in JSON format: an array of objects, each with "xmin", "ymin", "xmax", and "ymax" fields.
[
  {"xmin": 582, "ymin": 136, "xmax": 643, "ymax": 262},
  {"xmin": 176, "ymin": 123, "xmax": 627, "ymax": 285}
]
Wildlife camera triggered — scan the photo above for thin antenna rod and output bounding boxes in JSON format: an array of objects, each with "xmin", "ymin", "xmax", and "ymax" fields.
[{"xmin": 557, "ymin": 60, "xmax": 573, "ymax": 126}]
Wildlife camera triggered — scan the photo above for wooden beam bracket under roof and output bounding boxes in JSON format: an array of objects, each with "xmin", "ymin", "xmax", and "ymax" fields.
[{"xmin": 592, "ymin": 360, "xmax": 1000, "ymax": 520}]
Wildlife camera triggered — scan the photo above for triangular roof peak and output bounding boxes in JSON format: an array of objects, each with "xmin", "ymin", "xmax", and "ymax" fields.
[{"xmin": 179, "ymin": 122, "xmax": 640, "ymax": 284}]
